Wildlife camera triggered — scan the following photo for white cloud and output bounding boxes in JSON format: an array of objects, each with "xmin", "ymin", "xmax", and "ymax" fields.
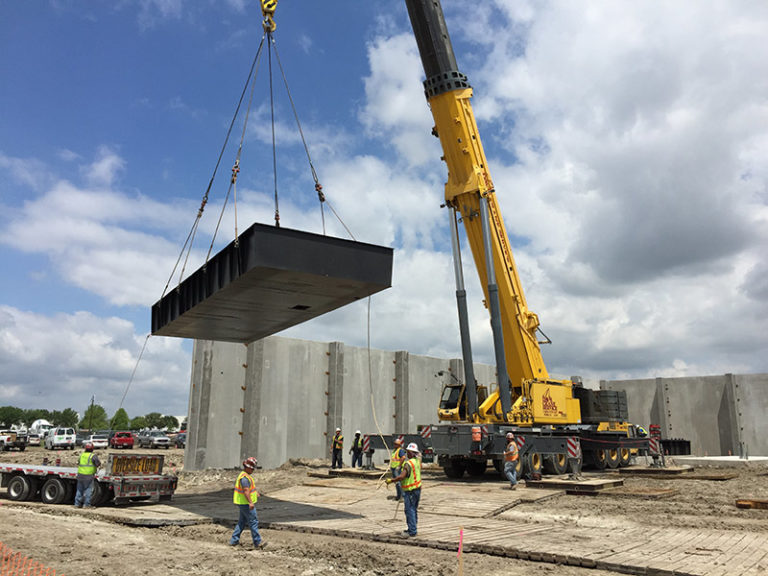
[{"xmin": 0, "ymin": 306, "xmax": 190, "ymax": 417}]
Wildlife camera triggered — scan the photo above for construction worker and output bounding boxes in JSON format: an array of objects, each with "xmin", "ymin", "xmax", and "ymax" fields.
[
  {"xmin": 349, "ymin": 430, "xmax": 364, "ymax": 468},
  {"xmin": 230, "ymin": 457, "xmax": 266, "ymax": 549},
  {"xmin": 330, "ymin": 427, "xmax": 343, "ymax": 469},
  {"xmin": 503, "ymin": 432, "xmax": 519, "ymax": 489},
  {"xmin": 387, "ymin": 442, "xmax": 421, "ymax": 536},
  {"xmin": 388, "ymin": 438, "xmax": 406, "ymax": 501},
  {"xmin": 73, "ymin": 442, "xmax": 101, "ymax": 508}
]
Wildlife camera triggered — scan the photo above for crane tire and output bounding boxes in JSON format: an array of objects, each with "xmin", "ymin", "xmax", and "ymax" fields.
[
  {"xmin": 466, "ymin": 460, "xmax": 488, "ymax": 477},
  {"xmin": 606, "ymin": 448, "xmax": 621, "ymax": 469},
  {"xmin": 543, "ymin": 453, "xmax": 569, "ymax": 475},
  {"xmin": 523, "ymin": 452, "xmax": 543, "ymax": 477},
  {"xmin": 619, "ymin": 448, "xmax": 632, "ymax": 467},
  {"xmin": 442, "ymin": 459, "xmax": 466, "ymax": 479}
]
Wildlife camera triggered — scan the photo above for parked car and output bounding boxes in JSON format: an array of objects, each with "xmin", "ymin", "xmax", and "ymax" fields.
[
  {"xmin": 175, "ymin": 432, "xmax": 186, "ymax": 449},
  {"xmin": 109, "ymin": 431, "xmax": 134, "ymax": 450},
  {"xmin": 87, "ymin": 434, "xmax": 109, "ymax": 449},
  {"xmin": 27, "ymin": 433, "xmax": 41, "ymax": 446},
  {"xmin": 138, "ymin": 431, "xmax": 171, "ymax": 449},
  {"xmin": 44, "ymin": 427, "xmax": 76, "ymax": 450},
  {"xmin": 75, "ymin": 431, "xmax": 88, "ymax": 447}
]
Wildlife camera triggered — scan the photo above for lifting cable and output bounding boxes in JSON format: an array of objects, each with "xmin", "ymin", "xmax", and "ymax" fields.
[{"xmin": 160, "ymin": 36, "xmax": 267, "ymax": 299}]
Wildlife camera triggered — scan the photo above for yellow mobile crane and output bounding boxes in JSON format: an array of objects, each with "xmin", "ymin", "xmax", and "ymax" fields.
[{"xmin": 403, "ymin": 0, "xmax": 651, "ymax": 478}]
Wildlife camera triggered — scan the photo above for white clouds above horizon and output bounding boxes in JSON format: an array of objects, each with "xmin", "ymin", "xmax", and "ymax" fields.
[{"xmin": 1, "ymin": 0, "xmax": 767, "ymax": 420}]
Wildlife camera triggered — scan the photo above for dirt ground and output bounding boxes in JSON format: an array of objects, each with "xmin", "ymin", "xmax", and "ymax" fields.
[{"xmin": 1, "ymin": 447, "xmax": 767, "ymax": 576}]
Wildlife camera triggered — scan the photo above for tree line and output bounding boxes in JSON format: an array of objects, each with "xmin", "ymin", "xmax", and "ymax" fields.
[{"xmin": 0, "ymin": 405, "xmax": 184, "ymax": 432}]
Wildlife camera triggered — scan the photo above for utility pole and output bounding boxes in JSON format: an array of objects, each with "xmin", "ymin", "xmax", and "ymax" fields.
[{"xmin": 88, "ymin": 396, "xmax": 95, "ymax": 433}]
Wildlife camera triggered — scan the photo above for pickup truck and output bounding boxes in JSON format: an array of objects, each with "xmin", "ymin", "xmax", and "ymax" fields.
[
  {"xmin": 109, "ymin": 431, "xmax": 135, "ymax": 450},
  {"xmin": 0, "ymin": 430, "xmax": 27, "ymax": 452},
  {"xmin": 138, "ymin": 431, "xmax": 171, "ymax": 449}
]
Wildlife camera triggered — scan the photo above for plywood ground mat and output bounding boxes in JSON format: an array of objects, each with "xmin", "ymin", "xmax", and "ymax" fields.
[{"xmin": 10, "ymin": 478, "xmax": 767, "ymax": 575}]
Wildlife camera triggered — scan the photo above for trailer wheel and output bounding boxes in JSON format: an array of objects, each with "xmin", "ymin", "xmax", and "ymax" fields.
[
  {"xmin": 41, "ymin": 478, "xmax": 67, "ymax": 504},
  {"xmin": 7, "ymin": 475, "xmax": 33, "ymax": 501},
  {"xmin": 523, "ymin": 452, "xmax": 543, "ymax": 477},
  {"xmin": 619, "ymin": 448, "xmax": 631, "ymax": 467},
  {"xmin": 543, "ymin": 453, "xmax": 569, "ymax": 475},
  {"xmin": 466, "ymin": 460, "xmax": 487, "ymax": 477},
  {"xmin": 443, "ymin": 459, "xmax": 466, "ymax": 479},
  {"xmin": 90, "ymin": 481, "xmax": 110, "ymax": 507},
  {"xmin": 19, "ymin": 445, "xmax": 26, "ymax": 452}
]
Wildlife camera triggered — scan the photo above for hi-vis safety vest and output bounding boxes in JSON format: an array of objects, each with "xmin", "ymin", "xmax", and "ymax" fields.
[
  {"xmin": 390, "ymin": 447, "xmax": 405, "ymax": 469},
  {"xmin": 233, "ymin": 471, "xmax": 258, "ymax": 505},
  {"xmin": 332, "ymin": 434, "xmax": 343, "ymax": 449},
  {"xmin": 353, "ymin": 436, "xmax": 364, "ymax": 451},
  {"xmin": 77, "ymin": 452, "xmax": 96, "ymax": 475},
  {"xmin": 504, "ymin": 441, "xmax": 519, "ymax": 462},
  {"xmin": 401, "ymin": 457, "xmax": 422, "ymax": 492}
]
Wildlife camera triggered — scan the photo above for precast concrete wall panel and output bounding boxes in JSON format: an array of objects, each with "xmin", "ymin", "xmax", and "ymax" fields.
[
  {"xmin": 601, "ymin": 379, "xmax": 657, "ymax": 430},
  {"xmin": 341, "ymin": 345, "xmax": 395, "ymax": 442},
  {"xmin": 733, "ymin": 374, "xmax": 768, "ymax": 458},
  {"xmin": 254, "ymin": 337, "xmax": 329, "ymax": 469},
  {"xmin": 407, "ymin": 354, "xmax": 450, "ymax": 431},
  {"xmin": 197, "ymin": 340, "xmax": 247, "ymax": 469},
  {"xmin": 661, "ymin": 376, "xmax": 727, "ymax": 456}
]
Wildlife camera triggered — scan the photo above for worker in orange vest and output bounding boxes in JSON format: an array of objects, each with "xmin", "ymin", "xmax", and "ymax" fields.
[{"xmin": 504, "ymin": 432, "xmax": 519, "ymax": 489}]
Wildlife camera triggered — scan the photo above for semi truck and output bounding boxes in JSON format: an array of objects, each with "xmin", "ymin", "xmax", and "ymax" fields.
[
  {"xmin": 397, "ymin": 0, "xmax": 656, "ymax": 479},
  {"xmin": 0, "ymin": 453, "xmax": 177, "ymax": 506}
]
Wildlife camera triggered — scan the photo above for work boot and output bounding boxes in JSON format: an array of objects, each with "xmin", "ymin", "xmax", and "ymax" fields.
[{"xmin": 255, "ymin": 541, "xmax": 268, "ymax": 550}]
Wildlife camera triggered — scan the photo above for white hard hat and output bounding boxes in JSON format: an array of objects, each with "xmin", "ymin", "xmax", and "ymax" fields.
[
  {"xmin": 406, "ymin": 442, "xmax": 420, "ymax": 453},
  {"xmin": 506, "ymin": 432, "xmax": 515, "ymax": 438},
  {"xmin": 335, "ymin": 427, "xmax": 341, "ymax": 432},
  {"xmin": 355, "ymin": 430, "xmax": 361, "ymax": 435}
]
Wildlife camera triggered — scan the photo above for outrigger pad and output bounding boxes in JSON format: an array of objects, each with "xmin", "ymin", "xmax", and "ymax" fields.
[{"xmin": 151, "ymin": 222, "xmax": 393, "ymax": 343}]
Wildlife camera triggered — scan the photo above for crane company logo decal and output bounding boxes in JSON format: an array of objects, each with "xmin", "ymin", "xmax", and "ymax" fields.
[{"xmin": 542, "ymin": 389, "xmax": 559, "ymax": 417}]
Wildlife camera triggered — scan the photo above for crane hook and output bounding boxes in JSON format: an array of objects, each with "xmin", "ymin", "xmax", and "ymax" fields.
[{"xmin": 261, "ymin": 0, "xmax": 277, "ymax": 33}]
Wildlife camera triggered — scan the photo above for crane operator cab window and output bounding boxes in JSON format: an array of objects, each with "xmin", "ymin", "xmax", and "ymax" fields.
[{"xmin": 440, "ymin": 384, "xmax": 466, "ymax": 419}]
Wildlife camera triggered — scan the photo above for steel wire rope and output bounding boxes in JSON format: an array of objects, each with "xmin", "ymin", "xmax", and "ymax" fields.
[
  {"xmin": 267, "ymin": 31, "xmax": 280, "ymax": 227},
  {"xmin": 205, "ymin": 39, "xmax": 265, "ymax": 263},
  {"xmin": 160, "ymin": 34, "xmax": 267, "ymax": 299},
  {"xmin": 116, "ymin": 333, "xmax": 150, "ymax": 414}
]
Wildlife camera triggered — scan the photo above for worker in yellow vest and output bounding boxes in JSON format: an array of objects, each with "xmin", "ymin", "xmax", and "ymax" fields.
[
  {"xmin": 350, "ymin": 430, "xmax": 364, "ymax": 468},
  {"xmin": 74, "ymin": 442, "xmax": 101, "ymax": 508},
  {"xmin": 387, "ymin": 442, "xmax": 421, "ymax": 537},
  {"xmin": 388, "ymin": 438, "xmax": 406, "ymax": 501},
  {"xmin": 330, "ymin": 427, "xmax": 343, "ymax": 469},
  {"xmin": 230, "ymin": 457, "xmax": 266, "ymax": 549}
]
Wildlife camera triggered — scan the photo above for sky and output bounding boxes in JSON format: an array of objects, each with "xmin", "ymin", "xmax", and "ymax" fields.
[{"xmin": 1, "ymin": 1, "xmax": 767, "ymax": 422}]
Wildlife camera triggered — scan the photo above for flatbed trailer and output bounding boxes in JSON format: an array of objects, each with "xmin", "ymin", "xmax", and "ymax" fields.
[{"xmin": 0, "ymin": 453, "xmax": 178, "ymax": 506}]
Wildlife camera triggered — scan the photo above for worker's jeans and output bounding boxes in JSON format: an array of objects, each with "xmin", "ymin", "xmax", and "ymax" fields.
[
  {"xmin": 403, "ymin": 488, "xmax": 420, "ymax": 536},
  {"xmin": 230, "ymin": 504, "xmax": 262, "ymax": 546},
  {"xmin": 74, "ymin": 476, "xmax": 94, "ymax": 507},
  {"xmin": 332, "ymin": 449, "xmax": 342, "ymax": 469},
  {"xmin": 390, "ymin": 467, "xmax": 402, "ymax": 499},
  {"xmin": 504, "ymin": 460, "xmax": 518, "ymax": 486},
  {"xmin": 351, "ymin": 451, "xmax": 363, "ymax": 468}
]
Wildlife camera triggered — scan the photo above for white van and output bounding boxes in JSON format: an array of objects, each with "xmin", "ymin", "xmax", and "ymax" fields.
[{"xmin": 44, "ymin": 427, "xmax": 76, "ymax": 450}]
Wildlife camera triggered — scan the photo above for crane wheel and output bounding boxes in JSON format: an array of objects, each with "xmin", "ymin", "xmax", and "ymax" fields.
[
  {"xmin": 619, "ymin": 448, "xmax": 631, "ymax": 467},
  {"xmin": 543, "ymin": 453, "xmax": 569, "ymax": 475},
  {"xmin": 466, "ymin": 460, "xmax": 488, "ymax": 477},
  {"xmin": 606, "ymin": 448, "xmax": 621, "ymax": 469},
  {"xmin": 523, "ymin": 452, "xmax": 543, "ymax": 477},
  {"xmin": 587, "ymin": 449, "xmax": 608, "ymax": 470},
  {"xmin": 443, "ymin": 459, "xmax": 466, "ymax": 479}
]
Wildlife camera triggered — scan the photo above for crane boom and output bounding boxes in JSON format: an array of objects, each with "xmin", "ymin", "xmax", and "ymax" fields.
[{"xmin": 405, "ymin": 0, "xmax": 554, "ymax": 423}]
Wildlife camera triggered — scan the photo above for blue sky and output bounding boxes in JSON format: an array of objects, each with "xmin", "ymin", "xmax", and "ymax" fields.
[{"xmin": 2, "ymin": 1, "xmax": 767, "ymax": 421}]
